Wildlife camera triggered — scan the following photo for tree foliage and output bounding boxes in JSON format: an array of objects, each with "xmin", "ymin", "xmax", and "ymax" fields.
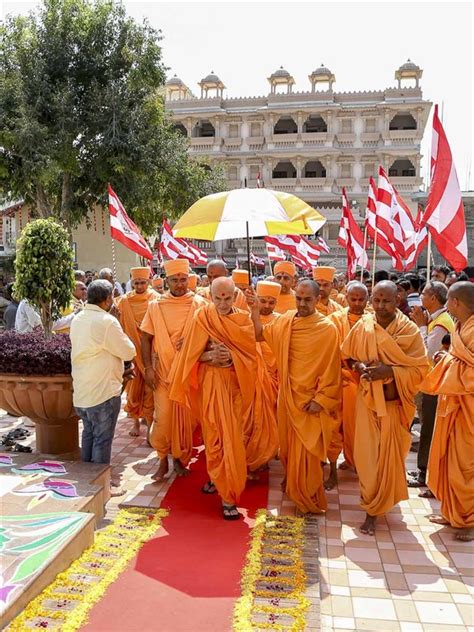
[
  {"xmin": 13, "ymin": 218, "xmax": 75, "ymax": 336},
  {"xmin": 0, "ymin": 0, "xmax": 226, "ymax": 234}
]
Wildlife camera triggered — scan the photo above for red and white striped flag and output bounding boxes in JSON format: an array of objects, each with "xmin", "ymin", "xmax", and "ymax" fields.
[
  {"xmin": 160, "ymin": 220, "xmax": 207, "ymax": 266},
  {"xmin": 376, "ymin": 167, "xmax": 410, "ymax": 271},
  {"xmin": 338, "ymin": 188, "xmax": 369, "ymax": 279},
  {"xmin": 298, "ymin": 237, "xmax": 322, "ymax": 267},
  {"xmin": 186, "ymin": 241, "xmax": 208, "ymax": 266},
  {"xmin": 317, "ymin": 236, "xmax": 330, "ymax": 254},
  {"xmin": 108, "ymin": 185, "xmax": 153, "ymax": 260},
  {"xmin": 422, "ymin": 105, "xmax": 468, "ymax": 271},
  {"xmin": 291, "ymin": 252, "xmax": 312, "ymax": 271},
  {"xmin": 405, "ymin": 205, "xmax": 429, "ymax": 271},
  {"xmin": 266, "ymin": 242, "xmax": 286, "ymax": 262},
  {"xmin": 250, "ymin": 252, "xmax": 265, "ymax": 267},
  {"xmin": 264, "ymin": 234, "xmax": 301, "ymax": 256}
]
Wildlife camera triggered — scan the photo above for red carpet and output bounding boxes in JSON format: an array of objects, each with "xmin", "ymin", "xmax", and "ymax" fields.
[{"xmin": 83, "ymin": 447, "xmax": 269, "ymax": 632}]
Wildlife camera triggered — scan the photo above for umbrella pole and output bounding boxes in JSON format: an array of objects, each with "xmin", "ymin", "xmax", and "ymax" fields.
[{"xmin": 246, "ymin": 221, "xmax": 251, "ymax": 281}]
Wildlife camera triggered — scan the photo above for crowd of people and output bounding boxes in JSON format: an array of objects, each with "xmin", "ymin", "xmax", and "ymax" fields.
[{"xmin": 2, "ymin": 259, "xmax": 472, "ymax": 540}]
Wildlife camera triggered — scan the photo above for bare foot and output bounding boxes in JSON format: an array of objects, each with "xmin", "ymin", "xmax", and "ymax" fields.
[
  {"xmin": 247, "ymin": 471, "xmax": 260, "ymax": 481},
  {"xmin": 324, "ymin": 462, "xmax": 338, "ymax": 491},
  {"xmin": 360, "ymin": 514, "xmax": 376, "ymax": 535},
  {"xmin": 129, "ymin": 419, "xmax": 140, "ymax": 437},
  {"xmin": 428, "ymin": 514, "xmax": 450, "ymax": 525},
  {"xmin": 455, "ymin": 527, "xmax": 474, "ymax": 542},
  {"xmin": 151, "ymin": 458, "xmax": 169, "ymax": 482},
  {"xmin": 173, "ymin": 459, "xmax": 190, "ymax": 477}
]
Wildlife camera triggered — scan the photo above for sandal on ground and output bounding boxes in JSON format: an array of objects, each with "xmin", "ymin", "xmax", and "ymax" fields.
[
  {"xmin": 407, "ymin": 476, "xmax": 426, "ymax": 488},
  {"xmin": 419, "ymin": 489, "xmax": 435, "ymax": 498},
  {"xmin": 222, "ymin": 504, "xmax": 240, "ymax": 521},
  {"xmin": 13, "ymin": 443, "xmax": 32, "ymax": 453},
  {"xmin": 201, "ymin": 481, "xmax": 217, "ymax": 494}
]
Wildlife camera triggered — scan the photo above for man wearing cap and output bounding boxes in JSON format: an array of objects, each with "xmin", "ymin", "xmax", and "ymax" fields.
[
  {"xmin": 141, "ymin": 259, "xmax": 206, "ymax": 481},
  {"xmin": 232, "ymin": 269, "xmax": 251, "ymax": 292},
  {"xmin": 197, "ymin": 259, "xmax": 249, "ymax": 310},
  {"xmin": 248, "ymin": 279, "xmax": 341, "ymax": 514},
  {"xmin": 325, "ymin": 282, "xmax": 369, "ymax": 488},
  {"xmin": 152, "ymin": 276, "xmax": 164, "ymax": 295},
  {"xmin": 255, "ymin": 280, "xmax": 281, "ymax": 398},
  {"xmin": 273, "ymin": 261, "xmax": 297, "ymax": 314},
  {"xmin": 188, "ymin": 273, "xmax": 199, "ymax": 293},
  {"xmin": 170, "ymin": 276, "xmax": 273, "ymax": 520},
  {"xmin": 313, "ymin": 267, "xmax": 344, "ymax": 316},
  {"xmin": 116, "ymin": 267, "xmax": 158, "ymax": 437}
]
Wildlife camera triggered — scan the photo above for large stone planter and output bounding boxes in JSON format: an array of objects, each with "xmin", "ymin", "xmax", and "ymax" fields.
[{"xmin": 0, "ymin": 374, "xmax": 79, "ymax": 458}]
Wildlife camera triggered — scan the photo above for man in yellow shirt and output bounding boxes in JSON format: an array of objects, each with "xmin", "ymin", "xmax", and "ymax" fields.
[{"xmin": 71, "ymin": 280, "xmax": 135, "ymax": 479}]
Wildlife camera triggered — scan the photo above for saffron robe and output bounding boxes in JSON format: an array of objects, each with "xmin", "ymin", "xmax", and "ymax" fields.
[
  {"xmin": 328, "ymin": 309, "xmax": 363, "ymax": 466},
  {"xmin": 259, "ymin": 313, "xmax": 279, "ymax": 398},
  {"xmin": 274, "ymin": 290, "xmax": 296, "ymax": 314},
  {"xmin": 169, "ymin": 304, "xmax": 259, "ymax": 504},
  {"xmin": 140, "ymin": 291, "xmax": 205, "ymax": 465},
  {"xmin": 342, "ymin": 311, "xmax": 429, "ymax": 516},
  {"xmin": 263, "ymin": 310, "xmax": 341, "ymax": 513},
  {"xmin": 422, "ymin": 315, "xmax": 474, "ymax": 528},
  {"xmin": 317, "ymin": 298, "xmax": 344, "ymax": 317},
  {"xmin": 117, "ymin": 288, "xmax": 158, "ymax": 424},
  {"xmin": 330, "ymin": 288, "xmax": 347, "ymax": 307}
]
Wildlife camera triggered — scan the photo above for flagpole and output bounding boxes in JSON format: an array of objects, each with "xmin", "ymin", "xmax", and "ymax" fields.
[
  {"xmin": 360, "ymin": 224, "xmax": 368, "ymax": 282},
  {"xmin": 371, "ymin": 226, "xmax": 378, "ymax": 288},
  {"xmin": 426, "ymin": 231, "xmax": 432, "ymax": 280},
  {"xmin": 111, "ymin": 237, "xmax": 117, "ymax": 281},
  {"xmin": 265, "ymin": 244, "xmax": 274, "ymax": 276}
]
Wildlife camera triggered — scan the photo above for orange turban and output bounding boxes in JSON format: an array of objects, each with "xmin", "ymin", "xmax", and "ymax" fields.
[
  {"xmin": 312, "ymin": 266, "xmax": 336, "ymax": 282},
  {"xmin": 274, "ymin": 261, "xmax": 296, "ymax": 277},
  {"xmin": 188, "ymin": 273, "xmax": 199, "ymax": 291},
  {"xmin": 152, "ymin": 277, "xmax": 163, "ymax": 289},
  {"xmin": 232, "ymin": 269, "xmax": 250, "ymax": 285},
  {"xmin": 130, "ymin": 267, "xmax": 150, "ymax": 280},
  {"xmin": 163, "ymin": 259, "xmax": 189, "ymax": 277},
  {"xmin": 256, "ymin": 280, "xmax": 281, "ymax": 298}
]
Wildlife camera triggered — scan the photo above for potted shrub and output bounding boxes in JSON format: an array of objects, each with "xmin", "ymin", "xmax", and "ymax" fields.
[{"xmin": 0, "ymin": 218, "xmax": 79, "ymax": 457}]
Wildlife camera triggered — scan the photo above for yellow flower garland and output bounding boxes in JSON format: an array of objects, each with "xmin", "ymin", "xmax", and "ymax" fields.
[
  {"xmin": 6, "ymin": 507, "xmax": 168, "ymax": 632},
  {"xmin": 233, "ymin": 510, "xmax": 311, "ymax": 631}
]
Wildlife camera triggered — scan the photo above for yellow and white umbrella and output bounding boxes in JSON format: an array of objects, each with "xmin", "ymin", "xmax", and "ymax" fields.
[{"xmin": 172, "ymin": 188, "xmax": 326, "ymax": 240}]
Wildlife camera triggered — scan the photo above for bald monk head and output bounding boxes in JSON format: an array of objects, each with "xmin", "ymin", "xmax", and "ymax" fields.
[
  {"xmin": 295, "ymin": 279, "xmax": 320, "ymax": 318},
  {"xmin": 447, "ymin": 281, "xmax": 474, "ymax": 324},
  {"xmin": 207, "ymin": 260, "xmax": 228, "ymax": 285},
  {"xmin": 211, "ymin": 277, "xmax": 235, "ymax": 316},
  {"xmin": 372, "ymin": 281, "xmax": 398, "ymax": 328},
  {"xmin": 346, "ymin": 281, "xmax": 369, "ymax": 316},
  {"xmin": 200, "ymin": 274, "xmax": 209, "ymax": 287}
]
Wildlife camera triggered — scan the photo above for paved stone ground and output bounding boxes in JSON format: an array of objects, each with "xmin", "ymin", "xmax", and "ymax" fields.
[{"xmin": 1, "ymin": 406, "xmax": 472, "ymax": 631}]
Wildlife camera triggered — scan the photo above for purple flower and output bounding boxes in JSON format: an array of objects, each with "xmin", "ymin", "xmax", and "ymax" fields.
[{"xmin": 0, "ymin": 330, "xmax": 71, "ymax": 376}]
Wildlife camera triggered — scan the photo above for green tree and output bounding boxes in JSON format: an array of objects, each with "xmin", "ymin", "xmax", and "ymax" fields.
[
  {"xmin": 0, "ymin": 0, "xmax": 225, "ymax": 235},
  {"xmin": 13, "ymin": 218, "xmax": 75, "ymax": 337}
]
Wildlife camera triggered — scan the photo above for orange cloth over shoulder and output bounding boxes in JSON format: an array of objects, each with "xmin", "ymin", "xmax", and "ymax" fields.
[
  {"xmin": 330, "ymin": 288, "xmax": 347, "ymax": 307},
  {"xmin": 117, "ymin": 288, "xmax": 157, "ymax": 423},
  {"xmin": 421, "ymin": 315, "xmax": 474, "ymax": 529},
  {"xmin": 317, "ymin": 297, "xmax": 344, "ymax": 317},
  {"xmin": 327, "ymin": 309, "xmax": 363, "ymax": 466},
  {"xmin": 263, "ymin": 310, "xmax": 341, "ymax": 513},
  {"xmin": 341, "ymin": 311, "xmax": 429, "ymax": 516},
  {"xmin": 259, "ymin": 313, "xmax": 279, "ymax": 395},
  {"xmin": 169, "ymin": 303, "xmax": 257, "ymax": 504},
  {"xmin": 274, "ymin": 290, "xmax": 296, "ymax": 314},
  {"xmin": 141, "ymin": 291, "xmax": 205, "ymax": 465}
]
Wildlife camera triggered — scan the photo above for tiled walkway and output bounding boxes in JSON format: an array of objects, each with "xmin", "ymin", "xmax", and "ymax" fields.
[{"xmin": 1, "ymin": 406, "xmax": 473, "ymax": 631}]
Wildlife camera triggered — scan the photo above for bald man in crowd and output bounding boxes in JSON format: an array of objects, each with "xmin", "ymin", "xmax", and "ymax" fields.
[
  {"xmin": 342, "ymin": 281, "xmax": 429, "ymax": 534},
  {"xmin": 197, "ymin": 259, "xmax": 249, "ymax": 310},
  {"xmin": 422, "ymin": 282, "xmax": 474, "ymax": 541}
]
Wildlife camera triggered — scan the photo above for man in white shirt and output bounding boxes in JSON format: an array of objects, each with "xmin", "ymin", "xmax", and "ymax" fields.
[
  {"xmin": 15, "ymin": 298, "xmax": 77, "ymax": 334},
  {"xmin": 70, "ymin": 280, "xmax": 135, "ymax": 468},
  {"xmin": 98, "ymin": 267, "xmax": 123, "ymax": 297}
]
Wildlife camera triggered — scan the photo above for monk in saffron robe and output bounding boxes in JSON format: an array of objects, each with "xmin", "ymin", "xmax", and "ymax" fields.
[
  {"xmin": 325, "ymin": 282, "xmax": 369, "ymax": 490},
  {"xmin": 342, "ymin": 281, "xmax": 429, "ymax": 534},
  {"xmin": 117, "ymin": 267, "xmax": 158, "ymax": 436},
  {"xmin": 313, "ymin": 267, "xmax": 344, "ymax": 316},
  {"xmin": 256, "ymin": 280, "xmax": 281, "ymax": 398},
  {"xmin": 152, "ymin": 276, "xmax": 164, "ymax": 295},
  {"xmin": 188, "ymin": 273, "xmax": 199, "ymax": 292},
  {"xmin": 422, "ymin": 281, "xmax": 474, "ymax": 541},
  {"xmin": 249, "ymin": 279, "xmax": 341, "ymax": 514},
  {"xmin": 170, "ymin": 277, "xmax": 259, "ymax": 520},
  {"xmin": 197, "ymin": 259, "xmax": 249, "ymax": 310},
  {"xmin": 141, "ymin": 259, "xmax": 206, "ymax": 481},
  {"xmin": 273, "ymin": 261, "xmax": 297, "ymax": 313}
]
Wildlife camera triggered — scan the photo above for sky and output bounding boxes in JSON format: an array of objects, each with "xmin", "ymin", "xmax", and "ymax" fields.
[{"xmin": 3, "ymin": 0, "xmax": 473, "ymax": 189}]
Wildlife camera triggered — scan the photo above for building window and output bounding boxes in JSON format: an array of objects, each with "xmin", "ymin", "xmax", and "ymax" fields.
[
  {"xmin": 365, "ymin": 118, "xmax": 376, "ymax": 133},
  {"xmin": 303, "ymin": 161, "xmax": 326, "ymax": 178},
  {"xmin": 272, "ymin": 161, "xmax": 296, "ymax": 179},
  {"xmin": 273, "ymin": 117, "xmax": 297, "ymax": 135},
  {"xmin": 341, "ymin": 119, "xmax": 352, "ymax": 133},
  {"xmin": 250, "ymin": 122, "xmax": 261, "ymax": 136},
  {"xmin": 174, "ymin": 123, "xmax": 188, "ymax": 136},
  {"xmin": 227, "ymin": 166, "xmax": 238, "ymax": 180},
  {"xmin": 340, "ymin": 164, "xmax": 352, "ymax": 178},
  {"xmin": 196, "ymin": 240, "xmax": 210, "ymax": 250},
  {"xmin": 228, "ymin": 123, "xmax": 239, "ymax": 138},
  {"xmin": 364, "ymin": 163, "xmax": 375, "ymax": 178},
  {"xmin": 388, "ymin": 159, "xmax": 416, "ymax": 177},
  {"xmin": 303, "ymin": 115, "xmax": 327, "ymax": 133},
  {"xmin": 328, "ymin": 224, "xmax": 339, "ymax": 240},
  {"xmin": 192, "ymin": 120, "xmax": 215, "ymax": 138},
  {"xmin": 389, "ymin": 113, "xmax": 417, "ymax": 130}
]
